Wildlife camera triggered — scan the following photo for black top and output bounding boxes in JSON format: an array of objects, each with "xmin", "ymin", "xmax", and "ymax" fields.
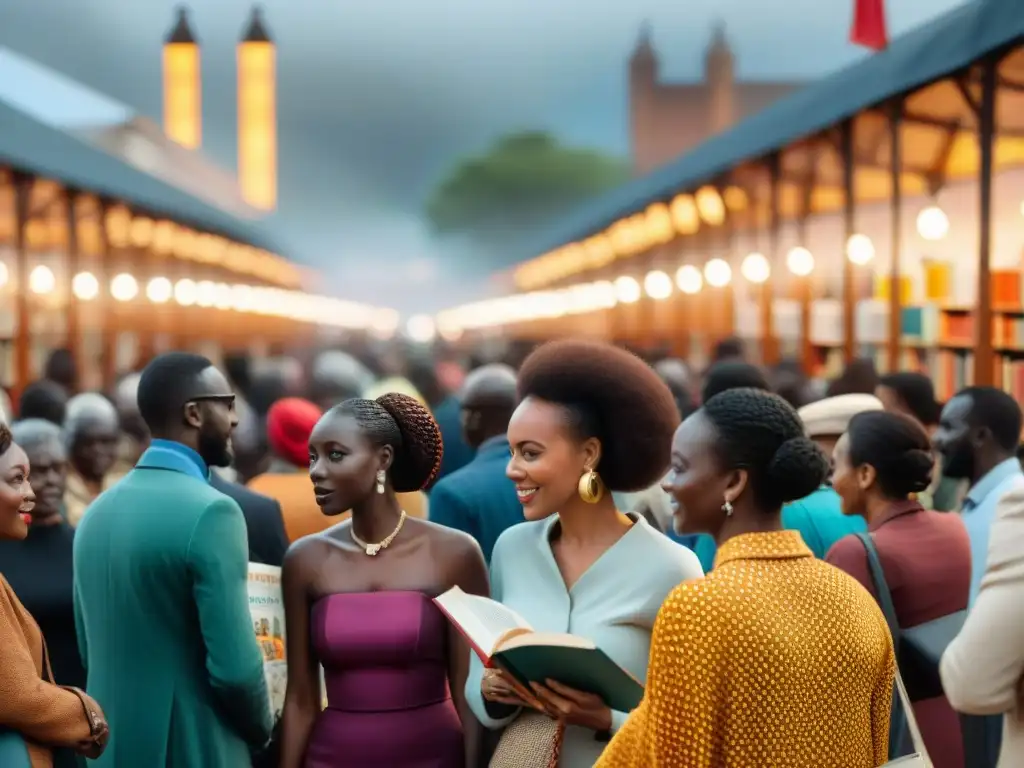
[
  {"xmin": 209, "ymin": 473, "xmax": 289, "ymax": 567},
  {"xmin": 0, "ymin": 521, "xmax": 86, "ymax": 692}
]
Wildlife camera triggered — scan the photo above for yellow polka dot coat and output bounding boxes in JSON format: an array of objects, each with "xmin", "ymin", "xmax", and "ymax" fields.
[{"xmin": 595, "ymin": 531, "xmax": 895, "ymax": 768}]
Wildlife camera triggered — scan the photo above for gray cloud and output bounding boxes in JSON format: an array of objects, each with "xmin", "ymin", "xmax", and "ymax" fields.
[{"xmin": 1, "ymin": 0, "xmax": 966, "ymax": 311}]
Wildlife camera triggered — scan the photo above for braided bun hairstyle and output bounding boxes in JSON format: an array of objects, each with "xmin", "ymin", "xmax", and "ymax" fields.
[
  {"xmin": 703, "ymin": 388, "xmax": 829, "ymax": 508},
  {"xmin": 336, "ymin": 393, "xmax": 443, "ymax": 492},
  {"xmin": 845, "ymin": 410, "xmax": 934, "ymax": 498}
]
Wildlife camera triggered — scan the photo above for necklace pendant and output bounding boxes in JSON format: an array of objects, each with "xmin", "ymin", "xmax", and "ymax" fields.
[{"xmin": 366, "ymin": 543, "xmax": 381, "ymax": 556}]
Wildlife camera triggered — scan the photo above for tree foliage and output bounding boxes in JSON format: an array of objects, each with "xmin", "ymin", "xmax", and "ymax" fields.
[{"xmin": 425, "ymin": 131, "xmax": 630, "ymax": 243}]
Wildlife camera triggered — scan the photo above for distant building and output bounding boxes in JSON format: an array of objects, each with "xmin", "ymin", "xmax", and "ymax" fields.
[{"xmin": 629, "ymin": 23, "xmax": 804, "ymax": 175}]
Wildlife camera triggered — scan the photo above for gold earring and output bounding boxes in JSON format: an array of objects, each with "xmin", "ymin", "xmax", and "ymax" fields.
[{"xmin": 578, "ymin": 469, "xmax": 604, "ymax": 504}]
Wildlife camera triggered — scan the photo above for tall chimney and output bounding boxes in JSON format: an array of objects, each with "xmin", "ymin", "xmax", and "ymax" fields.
[{"xmin": 237, "ymin": 6, "xmax": 277, "ymax": 211}]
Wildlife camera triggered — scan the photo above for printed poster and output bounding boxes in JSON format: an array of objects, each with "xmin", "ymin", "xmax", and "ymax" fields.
[{"xmin": 248, "ymin": 563, "xmax": 287, "ymax": 720}]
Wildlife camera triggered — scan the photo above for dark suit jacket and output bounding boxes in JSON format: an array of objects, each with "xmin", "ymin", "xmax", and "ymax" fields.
[
  {"xmin": 431, "ymin": 395, "xmax": 475, "ymax": 484},
  {"xmin": 428, "ymin": 434, "xmax": 524, "ymax": 563},
  {"xmin": 210, "ymin": 473, "xmax": 288, "ymax": 568}
]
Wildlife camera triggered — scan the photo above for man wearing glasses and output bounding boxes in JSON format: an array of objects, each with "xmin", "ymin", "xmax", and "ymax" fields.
[{"xmin": 73, "ymin": 352, "xmax": 272, "ymax": 768}]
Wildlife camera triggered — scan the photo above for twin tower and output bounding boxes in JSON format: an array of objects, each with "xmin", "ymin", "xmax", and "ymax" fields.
[{"xmin": 162, "ymin": 5, "xmax": 276, "ymax": 212}]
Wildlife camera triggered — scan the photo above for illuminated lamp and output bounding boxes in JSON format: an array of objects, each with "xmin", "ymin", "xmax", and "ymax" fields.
[
  {"xmin": 643, "ymin": 270, "xmax": 673, "ymax": 300},
  {"xmin": 786, "ymin": 247, "xmax": 814, "ymax": 277},
  {"xmin": 741, "ymin": 252, "xmax": 770, "ymax": 284},
  {"xmin": 846, "ymin": 234, "xmax": 875, "ymax": 265},
  {"xmin": 29, "ymin": 265, "xmax": 55, "ymax": 295},
  {"xmin": 676, "ymin": 265, "xmax": 702, "ymax": 294},
  {"xmin": 110, "ymin": 273, "xmax": 139, "ymax": 302},
  {"xmin": 916, "ymin": 205, "xmax": 949, "ymax": 241},
  {"xmin": 71, "ymin": 271, "xmax": 99, "ymax": 301},
  {"xmin": 614, "ymin": 276, "xmax": 641, "ymax": 304},
  {"xmin": 704, "ymin": 258, "xmax": 732, "ymax": 287}
]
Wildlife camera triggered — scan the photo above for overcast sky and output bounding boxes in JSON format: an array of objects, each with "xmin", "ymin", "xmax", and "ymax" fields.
[{"xmin": 0, "ymin": 0, "xmax": 967, "ymax": 312}]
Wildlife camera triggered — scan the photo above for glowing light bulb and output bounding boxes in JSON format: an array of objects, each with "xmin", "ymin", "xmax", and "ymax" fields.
[
  {"xmin": 643, "ymin": 270, "xmax": 673, "ymax": 300},
  {"xmin": 146, "ymin": 276, "xmax": 172, "ymax": 304},
  {"xmin": 786, "ymin": 247, "xmax": 814, "ymax": 277},
  {"xmin": 71, "ymin": 271, "xmax": 99, "ymax": 301},
  {"xmin": 741, "ymin": 253, "xmax": 770, "ymax": 284},
  {"xmin": 704, "ymin": 259, "xmax": 732, "ymax": 288},
  {"xmin": 110, "ymin": 273, "xmax": 139, "ymax": 302},
  {"xmin": 29, "ymin": 265, "xmax": 55, "ymax": 295},
  {"xmin": 614, "ymin": 276, "xmax": 641, "ymax": 304}
]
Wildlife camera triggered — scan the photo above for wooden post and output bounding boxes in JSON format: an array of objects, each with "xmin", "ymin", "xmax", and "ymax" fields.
[
  {"xmin": 974, "ymin": 57, "xmax": 997, "ymax": 385},
  {"xmin": 887, "ymin": 100, "xmax": 903, "ymax": 373},
  {"xmin": 12, "ymin": 173, "xmax": 33, "ymax": 402},
  {"xmin": 841, "ymin": 120, "xmax": 857, "ymax": 363},
  {"xmin": 64, "ymin": 190, "xmax": 82, "ymax": 389},
  {"xmin": 98, "ymin": 200, "xmax": 117, "ymax": 389},
  {"xmin": 764, "ymin": 155, "xmax": 780, "ymax": 365}
]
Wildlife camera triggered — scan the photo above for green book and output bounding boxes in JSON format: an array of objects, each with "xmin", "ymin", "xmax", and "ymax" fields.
[{"xmin": 434, "ymin": 586, "xmax": 644, "ymax": 713}]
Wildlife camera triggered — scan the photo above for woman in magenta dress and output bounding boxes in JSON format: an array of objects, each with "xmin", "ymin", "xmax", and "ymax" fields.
[{"xmin": 279, "ymin": 393, "xmax": 488, "ymax": 768}]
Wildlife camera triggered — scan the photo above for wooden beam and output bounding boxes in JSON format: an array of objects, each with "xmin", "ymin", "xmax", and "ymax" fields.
[
  {"xmin": 763, "ymin": 155, "xmax": 780, "ymax": 365},
  {"xmin": 12, "ymin": 173, "xmax": 33, "ymax": 402},
  {"xmin": 887, "ymin": 100, "xmax": 904, "ymax": 374},
  {"xmin": 98, "ymin": 199, "xmax": 118, "ymax": 389},
  {"xmin": 65, "ymin": 190, "xmax": 82, "ymax": 390},
  {"xmin": 974, "ymin": 57, "xmax": 997, "ymax": 385},
  {"xmin": 841, "ymin": 120, "xmax": 857, "ymax": 363}
]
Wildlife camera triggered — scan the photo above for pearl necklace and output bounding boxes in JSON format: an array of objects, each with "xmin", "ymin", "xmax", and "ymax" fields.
[{"xmin": 350, "ymin": 511, "xmax": 407, "ymax": 556}]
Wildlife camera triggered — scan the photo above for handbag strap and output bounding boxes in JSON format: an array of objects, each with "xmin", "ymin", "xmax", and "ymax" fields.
[
  {"xmin": 37, "ymin": 632, "xmax": 55, "ymax": 683},
  {"xmin": 854, "ymin": 532, "xmax": 931, "ymax": 762},
  {"xmin": 893, "ymin": 660, "xmax": 931, "ymax": 760},
  {"xmin": 855, "ymin": 532, "xmax": 900, "ymax": 640}
]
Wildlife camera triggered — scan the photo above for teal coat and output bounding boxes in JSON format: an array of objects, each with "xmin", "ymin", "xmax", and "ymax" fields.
[
  {"xmin": 73, "ymin": 441, "xmax": 272, "ymax": 767},
  {"xmin": 782, "ymin": 485, "xmax": 867, "ymax": 559}
]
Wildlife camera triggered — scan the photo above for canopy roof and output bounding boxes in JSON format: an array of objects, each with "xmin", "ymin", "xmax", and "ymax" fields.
[
  {"xmin": 0, "ymin": 95, "xmax": 289, "ymax": 260},
  {"xmin": 515, "ymin": 0, "xmax": 1024, "ymax": 290}
]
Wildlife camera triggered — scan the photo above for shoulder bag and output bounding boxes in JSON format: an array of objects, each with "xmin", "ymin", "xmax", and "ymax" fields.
[
  {"xmin": 856, "ymin": 532, "xmax": 963, "ymax": 764},
  {"xmin": 883, "ymin": 666, "xmax": 933, "ymax": 767}
]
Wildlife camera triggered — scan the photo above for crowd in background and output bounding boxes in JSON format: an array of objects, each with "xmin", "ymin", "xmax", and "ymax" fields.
[{"xmin": 0, "ymin": 335, "xmax": 1022, "ymax": 767}]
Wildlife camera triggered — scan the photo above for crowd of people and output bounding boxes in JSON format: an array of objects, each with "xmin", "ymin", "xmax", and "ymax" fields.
[{"xmin": 0, "ymin": 337, "xmax": 1022, "ymax": 768}]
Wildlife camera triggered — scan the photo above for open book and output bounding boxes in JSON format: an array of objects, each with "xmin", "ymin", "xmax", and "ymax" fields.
[{"xmin": 434, "ymin": 586, "xmax": 644, "ymax": 712}]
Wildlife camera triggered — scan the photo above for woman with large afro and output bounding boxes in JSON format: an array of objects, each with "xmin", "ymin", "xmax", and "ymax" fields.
[
  {"xmin": 595, "ymin": 387, "xmax": 897, "ymax": 768},
  {"xmin": 466, "ymin": 340, "xmax": 704, "ymax": 768}
]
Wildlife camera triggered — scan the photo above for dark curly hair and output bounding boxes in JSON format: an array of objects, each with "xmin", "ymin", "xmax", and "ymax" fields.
[
  {"xmin": 702, "ymin": 388, "xmax": 829, "ymax": 509},
  {"xmin": 0, "ymin": 422, "xmax": 11, "ymax": 456},
  {"xmin": 336, "ymin": 393, "xmax": 443, "ymax": 492},
  {"xmin": 516, "ymin": 340, "xmax": 679, "ymax": 492},
  {"xmin": 701, "ymin": 360, "xmax": 770, "ymax": 403},
  {"xmin": 846, "ymin": 411, "xmax": 934, "ymax": 498},
  {"xmin": 878, "ymin": 372, "xmax": 942, "ymax": 426}
]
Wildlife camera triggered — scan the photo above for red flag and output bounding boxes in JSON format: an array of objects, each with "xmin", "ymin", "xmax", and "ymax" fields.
[{"xmin": 850, "ymin": 0, "xmax": 888, "ymax": 51}]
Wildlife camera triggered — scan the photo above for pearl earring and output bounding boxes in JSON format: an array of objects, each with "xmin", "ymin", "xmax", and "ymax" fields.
[
  {"xmin": 721, "ymin": 499, "xmax": 734, "ymax": 516},
  {"xmin": 376, "ymin": 470, "xmax": 386, "ymax": 495}
]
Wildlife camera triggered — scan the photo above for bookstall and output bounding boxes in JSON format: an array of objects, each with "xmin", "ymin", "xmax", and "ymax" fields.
[
  {"xmin": 435, "ymin": 0, "xmax": 1024, "ymax": 391},
  {"xmin": 0, "ymin": 99, "xmax": 398, "ymax": 395}
]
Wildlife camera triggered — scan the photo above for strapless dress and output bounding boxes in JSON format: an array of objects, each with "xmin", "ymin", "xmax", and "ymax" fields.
[{"xmin": 303, "ymin": 591, "xmax": 464, "ymax": 767}]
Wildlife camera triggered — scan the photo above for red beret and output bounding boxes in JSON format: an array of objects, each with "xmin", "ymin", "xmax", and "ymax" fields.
[{"xmin": 266, "ymin": 397, "xmax": 322, "ymax": 468}]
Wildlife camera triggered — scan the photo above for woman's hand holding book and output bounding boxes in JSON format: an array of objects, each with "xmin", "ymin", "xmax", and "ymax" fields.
[{"xmin": 530, "ymin": 679, "xmax": 612, "ymax": 733}]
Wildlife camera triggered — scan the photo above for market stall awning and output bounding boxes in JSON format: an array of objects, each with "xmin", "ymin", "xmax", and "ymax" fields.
[
  {"xmin": 0, "ymin": 95, "xmax": 288, "ymax": 260},
  {"xmin": 515, "ymin": 0, "xmax": 1024, "ymax": 290}
]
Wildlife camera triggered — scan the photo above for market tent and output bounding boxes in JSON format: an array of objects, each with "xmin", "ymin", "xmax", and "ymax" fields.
[
  {"xmin": 516, "ymin": 0, "xmax": 1024, "ymax": 288},
  {"xmin": 0, "ymin": 95, "xmax": 288, "ymax": 258}
]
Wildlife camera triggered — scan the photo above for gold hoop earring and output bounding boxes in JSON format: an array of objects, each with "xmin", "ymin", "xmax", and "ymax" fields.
[{"xmin": 578, "ymin": 470, "xmax": 604, "ymax": 504}]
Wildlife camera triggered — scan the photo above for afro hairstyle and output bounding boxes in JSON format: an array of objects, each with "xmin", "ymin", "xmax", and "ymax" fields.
[{"xmin": 515, "ymin": 339, "xmax": 680, "ymax": 492}]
